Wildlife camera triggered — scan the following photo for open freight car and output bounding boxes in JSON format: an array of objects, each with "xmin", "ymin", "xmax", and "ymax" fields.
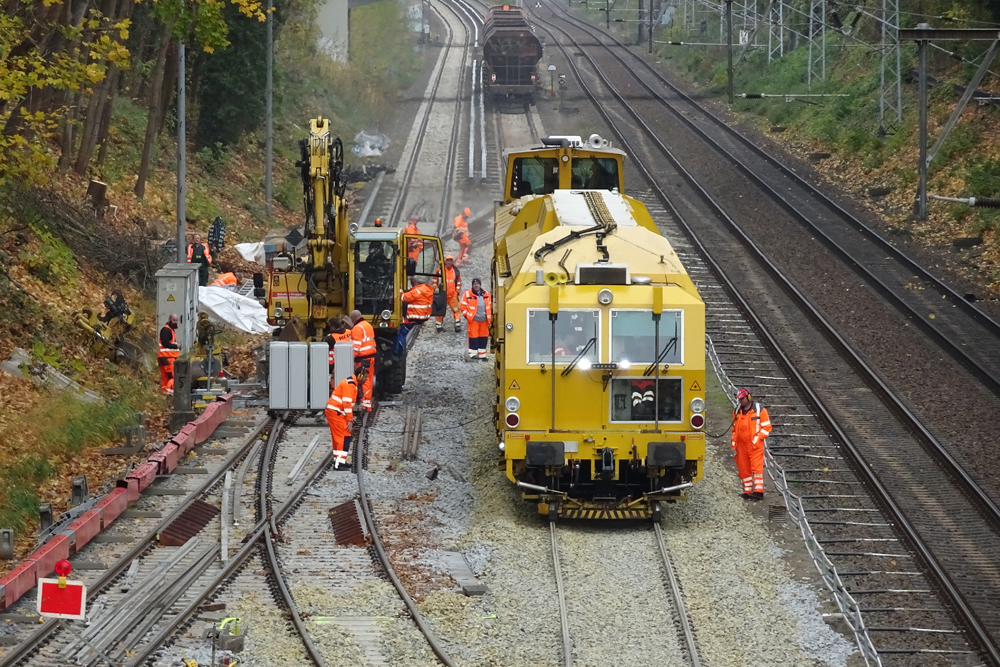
[{"xmin": 483, "ymin": 4, "xmax": 543, "ymax": 102}]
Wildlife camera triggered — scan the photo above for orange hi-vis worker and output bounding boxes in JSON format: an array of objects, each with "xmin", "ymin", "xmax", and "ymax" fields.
[
  {"xmin": 325, "ymin": 373, "xmax": 360, "ymax": 469},
  {"xmin": 350, "ymin": 311, "xmax": 376, "ymax": 411},
  {"xmin": 326, "ymin": 324, "xmax": 353, "ymax": 386},
  {"xmin": 394, "ymin": 277, "xmax": 434, "ymax": 356},
  {"xmin": 186, "ymin": 234, "xmax": 212, "ymax": 286},
  {"xmin": 731, "ymin": 388, "xmax": 772, "ymax": 500},
  {"xmin": 405, "ymin": 219, "xmax": 422, "ymax": 262},
  {"xmin": 432, "ymin": 256, "xmax": 462, "ymax": 332},
  {"xmin": 158, "ymin": 315, "xmax": 181, "ymax": 393},
  {"xmin": 210, "ymin": 272, "xmax": 237, "ymax": 289},
  {"xmin": 453, "ymin": 208, "xmax": 471, "ymax": 266},
  {"xmin": 460, "ymin": 278, "xmax": 491, "ymax": 359}
]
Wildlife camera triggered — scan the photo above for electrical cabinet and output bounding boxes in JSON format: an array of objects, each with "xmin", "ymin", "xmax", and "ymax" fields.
[
  {"xmin": 155, "ymin": 264, "xmax": 199, "ymax": 352},
  {"xmin": 269, "ymin": 341, "xmax": 332, "ymax": 411}
]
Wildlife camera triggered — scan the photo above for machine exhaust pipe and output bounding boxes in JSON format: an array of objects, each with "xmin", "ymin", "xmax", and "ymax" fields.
[{"xmin": 516, "ymin": 481, "xmax": 567, "ymax": 496}]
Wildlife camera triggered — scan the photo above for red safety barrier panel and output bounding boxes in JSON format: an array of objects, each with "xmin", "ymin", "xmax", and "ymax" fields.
[
  {"xmin": 0, "ymin": 562, "xmax": 37, "ymax": 610},
  {"xmin": 127, "ymin": 462, "xmax": 159, "ymax": 492},
  {"xmin": 66, "ymin": 510, "xmax": 102, "ymax": 551},
  {"xmin": 26, "ymin": 534, "xmax": 70, "ymax": 579},
  {"xmin": 94, "ymin": 488, "xmax": 128, "ymax": 528},
  {"xmin": 194, "ymin": 405, "xmax": 218, "ymax": 443},
  {"xmin": 174, "ymin": 424, "xmax": 198, "ymax": 454},
  {"xmin": 160, "ymin": 442, "xmax": 180, "ymax": 474},
  {"xmin": 117, "ymin": 476, "xmax": 140, "ymax": 502}
]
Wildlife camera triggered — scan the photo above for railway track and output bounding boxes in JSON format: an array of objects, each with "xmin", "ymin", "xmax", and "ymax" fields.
[
  {"xmin": 514, "ymin": 3, "xmax": 1000, "ymax": 664},
  {"xmin": 548, "ymin": 522, "xmax": 701, "ymax": 666}
]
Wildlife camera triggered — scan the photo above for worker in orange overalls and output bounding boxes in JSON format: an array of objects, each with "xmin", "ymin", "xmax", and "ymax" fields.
[
  {"xmin": 325, "ymin": 367, "xmax": 364, "ymax": 469},
  {"xmin": 349, "ymin": 310, "xmax": 376, "ymax": 411},
  {"xmin": 404, "ymin": 218, "xmax": 422, "ymax": 263},
  {"xmin": 325, "ymin": 318, "xmax": 354, "ymax": 388},
  {"xmin": 394, "ymin": 276, "xmax": 433, "ymax": 356},
  {"xmin": 460, "ymin": 278, "xmax": 491, "ymax": 360},
  {"xmin": 731, "ymin": 388, "xmax": 772, "ymax": 500},
  {"xmin": 158, "ymin": 313, "xmax": 180, "ymax": 394},
  {"xmin": 210, "ymin": 272, "xmax": 237, "ymax": 289},
  {"xmin": 432, "ymin": 255, "xmax": 462, "ymax": 333},
  {"xmin": 452, "ymin": 208, "xmax": 471, "ymax": 266}
]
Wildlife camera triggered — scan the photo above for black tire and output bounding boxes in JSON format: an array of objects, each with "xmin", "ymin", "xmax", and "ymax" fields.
[{"xmin": 379, "ymin": 348, "xmax": 406, "ymax": 395}]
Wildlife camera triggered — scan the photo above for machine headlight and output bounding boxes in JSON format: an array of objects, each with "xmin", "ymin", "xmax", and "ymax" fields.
[
  {"xmin": 274, "ymin": 306, "xmax": 283, "ymax": 319},
  {"xmin": 381, "ymin": 309, "xmax": 392, "ymax": 320},
  {"xmin": 618, "ymin": 359, "xmax": 631, "ymax": 370},
  {"xmin": 349, "ymin": 222, "xmax": 360, "ymax": 235},
  {"xmin": 597, "ymin": 288, "xmax": 613, "ymax": 305},
  {"xmin": 499, "ymin": 441, "xmax": 505, "ymax": 451},
  {"xmin": 578, "ymin": 358, "xmax": 592, "ymax": 371},
  {"xmin": 505, "ymin": 397, "xmax": 520, "ymax": 412},
  {"xmin": 690, "ymin": 397, "xmax": 705, "ymax": 413}
]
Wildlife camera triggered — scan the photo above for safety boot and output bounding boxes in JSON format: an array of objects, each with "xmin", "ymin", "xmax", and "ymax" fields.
[
  {"xmin": 454, "ymin": 322, "xmax": 461, "ymax": 333},
  {"xmin": 436, "ymin": 323, "xmax": 443, "ymax": 333},
  {"xmin": 750, "ymin": 492, "xmax": 764, "ymax": 500}
]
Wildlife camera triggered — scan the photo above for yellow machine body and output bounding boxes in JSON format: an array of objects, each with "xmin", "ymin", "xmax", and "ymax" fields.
[{"xmin": 493, "ymin": 137, "xmax": 706, "ymax": 520}]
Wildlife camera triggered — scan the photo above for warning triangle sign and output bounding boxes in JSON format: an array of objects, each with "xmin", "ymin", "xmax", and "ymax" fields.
[
  {"xmin": 508, "ymin": 379, "xmax": 520, "ymax": 390},
  {"xmin": 166, "ymin": 294, "xmax": 175, "ymax": 302},
  {"xmin": 689, "ymin": 380, "xmax": 702, "ymax": 391}
]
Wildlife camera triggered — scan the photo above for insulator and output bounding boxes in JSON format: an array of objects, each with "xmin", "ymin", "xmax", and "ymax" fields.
[
  {"xmin": 974, "ymin": 197, "xmax": 1000, "ymax": 209},
  {"xmin": 742, "ymin": 93, "xmax": 764, "ymax": 99}
]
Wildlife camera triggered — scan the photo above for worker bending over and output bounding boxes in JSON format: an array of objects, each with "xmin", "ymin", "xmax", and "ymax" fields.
[
  {"xmin": 452, "ymin": 208, "xmax": 471, "ymax": 266},
  {"xmin": 210, "ymin": 272, "xmax": 237, "ymax": 290},
  {"xmin": 186, "ymin": 233, "xmax": 213, "ymax": 287},
  {"xmin": 158, "ymin": 313, "xmax": 180, "ymax": 393},
  {"xmin": 394, "ymin": 276, "xmax": 433, "ymax": 357},
  {"xmin": 460, "ymin": 278, "xmax": 491, "ymax": 360},
  {"xmin": 731, "ymin": 388, "xmax": 772, "ymax": 500},
  {"xmin": 432, "ymin": 255, "xmax": 462, "ymax": 333},
  {"xmin": 325, "ymin": 367, "xmax": 366, "ymax": 469},
  {"xmin": 350, "ymin": 310, "xmax": 376, "ymax": 411}
]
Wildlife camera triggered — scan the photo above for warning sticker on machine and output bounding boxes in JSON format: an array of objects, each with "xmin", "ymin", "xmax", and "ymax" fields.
[
  {"xmin": 689, "ymin": 380, "xmax": 702, "ymax": 391},
  {"xmin": 166, "ymin": 294, "xmax": 175, "ymax": 302},
  {"xmin": 508, "ymin": 380, "xmax": 520, "ymax": 390}
]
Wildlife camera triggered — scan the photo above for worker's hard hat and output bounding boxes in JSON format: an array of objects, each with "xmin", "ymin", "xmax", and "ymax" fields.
[
  {"xmin": 736, "ymin": 388, "xmax": 750, "ymax": 400},
  {"xmin": 374, "ymin": 217, "xmax": 383, "ymax": 227},
  {"xmin": 445, "ymin": 254, "xmax": 454, "ymax": 261},
  {"xmin": 463, "ymin": 208, "xmax": 471, "ymax": 217}
]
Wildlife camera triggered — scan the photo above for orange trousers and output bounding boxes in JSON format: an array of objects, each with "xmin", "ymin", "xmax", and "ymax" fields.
[
  {"xmin": 435, "ymin": 293, "xmax": 461, "ymax": 324},
  {"xmin": 734, "ymin": 439, "xmax": 765, "ymax": 494},
  {"xmin": 355, "ymin": 357, "xmax": 374, "ymax": 411},
  {"xmin": 158, "ymin": 358, "xmax": 175, "ymax": 393},
  {"xmin": 467, "ymin": 319, "xmax": 489, "ymax": 358},
  {"xmin": 325, "ymin": 408, "xmax": 352, "ymax": 451},
  {"xmin": 457, "ymin": 240, "xmax": 471, "ymax": 265}
]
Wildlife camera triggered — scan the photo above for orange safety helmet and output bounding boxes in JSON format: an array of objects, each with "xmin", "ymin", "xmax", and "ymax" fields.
[{"xmin": 463, "ymin": 207, "xmax": 471, "ymax": 217}]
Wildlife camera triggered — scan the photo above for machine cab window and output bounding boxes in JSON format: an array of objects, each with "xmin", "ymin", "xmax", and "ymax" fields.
[
  {"xmin": 526, "ymin": 309, "xmax": 600, "ymax": 364},
  {"xmin": 354, "ymin": 240, "xmax": 398, "ymax": 316},
  {"xmin": 571, "ymin": 157, "xmax": 619, "ymax": 190},
  {"xmin": 610, "ymin": 310, "xmax": 683, "ymax": 366},
  {"xmin": 404, "ymin": 235, "xmax": 444, "ymax": 281},
  {"xmin": 610, "ymin": 378, "xmax": 682, "ymax": 423},
  {"xmin": 510, "ymin": 157, "xmax": 560, "ymax": 199}
]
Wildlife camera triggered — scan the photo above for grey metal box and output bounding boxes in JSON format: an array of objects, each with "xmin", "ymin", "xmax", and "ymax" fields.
[
  {"xmin": 155, "ymin": 263, "xmax": 199, "ymax": 352},
  {"xmin": 269, "ymin": 342, "xmax": 289, "ymax": 410},
  {"xmin": 309, "ymin": 343, "xmax": 330, "ymax": 409},
  {"xmin": 287, "ymin": 343, "xmax": 309, "ymax": 409}
]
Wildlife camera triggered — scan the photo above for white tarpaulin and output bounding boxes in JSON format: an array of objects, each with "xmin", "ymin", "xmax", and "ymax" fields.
[
  {"xmin": 198, "ymin": 286, "xmax": 274, "ymax": 335},
  {"xmin": 234, "ymin": 242, "xmax": 266, "ymax": 264}
]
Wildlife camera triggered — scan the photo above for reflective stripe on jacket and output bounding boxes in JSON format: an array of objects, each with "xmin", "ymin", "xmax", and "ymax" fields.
[
  {"xmin": 460, "ymin": 289, "xmax": 492, "ymax": 324},
  {"xmin": 401, "ymin": 284, "xmax": 434, "ymax": 322},
  {"xmin": 158, "ymin": 325, "xmax": 180, "ymax": 359},
  {"xmin": 432, "ymin": 265, "xmax": 462, "ymax": 298},
  {"xmin": 731, "ymin": 401, "xmax": 772, "ymax": 449},
  {"xmin": 325, "ymin": 376, "xmax": 358, "ymax": 418},
  {"xmin": 352, "ymin": 320, "xmax": 376, "ymax": 358}
]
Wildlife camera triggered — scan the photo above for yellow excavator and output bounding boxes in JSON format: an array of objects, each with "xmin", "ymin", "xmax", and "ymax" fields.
[
  {"xmin": 74, "ymin": 291, "xmax": 151, "ymax": 368},
  {"xmin": 263, "ymin": 118, "xmax": 445, "ymax": 394}
]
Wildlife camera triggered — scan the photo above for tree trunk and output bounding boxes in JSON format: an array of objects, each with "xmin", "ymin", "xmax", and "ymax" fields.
[
  {"xmin": 94, "ymin": 67, "xmax": 121, "ymax": 166},
  {"xmin": 135, "ymin": 32, "xmax": 171, "ymax": 198},
  {"xmin": 72, "ymin": 0, "xmax": 120, "ymax": 175}
]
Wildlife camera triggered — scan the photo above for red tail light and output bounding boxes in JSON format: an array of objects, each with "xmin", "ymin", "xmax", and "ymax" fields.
[
  {"xmin": 690, "ymin": 414, "xmax": 705, "ymax": 429},
  {"xmin": 505, "ymin": 413, "xmax": 520, "ymax": 428}
]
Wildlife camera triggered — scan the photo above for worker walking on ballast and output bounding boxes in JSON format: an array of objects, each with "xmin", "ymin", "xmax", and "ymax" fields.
[
  {"xmin": 460, "ymin": 278, "xmax": 491, "ymax": 360},
  {"xmin": 432, "ymin": 255, "xmax": 462, "ymax": 333},
  {"xmin": 325, "ymin": 366, "xmax": 365, "ymax": 469},
  {"xmin": 453, "ymin": 207, "xmax": 472, "ymax": 266},
  {"xmin": 158, "ymin": 313, "xmax": 180, "ymax": 394},
  {"xmin": 731, "ymin": 388, "xmax": 772, "ymax": 500}
]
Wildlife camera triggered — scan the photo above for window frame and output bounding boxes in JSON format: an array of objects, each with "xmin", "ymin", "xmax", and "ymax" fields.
[
  {"xmin": 608, "ymin": 376, "xmax": 684, "ymax": 424},
  {"xmin": 569, "ymin": 156, "xmax": 620, "ymax": 191},
  {"xmin": 609, "ymin": 308, "xmax": 685, "ymax": 367},
  {"xmin": 525, "ymin": 308, "xmax": 602, "ymax": 365}
]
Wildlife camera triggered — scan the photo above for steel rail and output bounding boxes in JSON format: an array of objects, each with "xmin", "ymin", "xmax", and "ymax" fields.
[
  {"xmin": 549, "ymin": 523, "xmax": 573, "ymax": 667},
  {"xmin": 434, "ymin": 0, "xmax": 473, "ymax": 236},
  {"xmin": 0, "ymin": 416, "xmax": 274, "ymax": 667},
  {"xmin": 128, "ymin": 418, "xmax": 339, "ymax": 666},
  {"xmin": 528, "ymin": 14, "xmax": 1000, "ymax": 666},
  {"xmin": 354, "ymin": 411, "xmax": 459, "ymax": 667},
  {"xmin": 541, "ymin": 0, "xmax": 1000, "ymax": 400},
  {"xmin": 653, "ymin": 524, "xmax": 701, "ymax": 667},
  {"xmin": 387, "ymin": 0, "xmax": 457, "ymax": 228}
]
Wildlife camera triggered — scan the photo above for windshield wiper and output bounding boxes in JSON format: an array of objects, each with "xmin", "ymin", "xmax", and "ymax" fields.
[
  {"xmin": 643, "ymin": 337, "xmax": 677, "ymax": 376},
  {"xmin": 561, "ymin": 337, "xmax": 597, "ymax": 376}
]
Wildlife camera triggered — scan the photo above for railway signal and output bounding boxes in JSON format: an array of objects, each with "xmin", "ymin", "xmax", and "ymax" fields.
[
  {"xmin": 548, "ymin": 64, "xmax": 557, "ymax": 96},
  {"xmin": 37, "ymin": 560, "xmax": 87, "ymax": 620}
]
